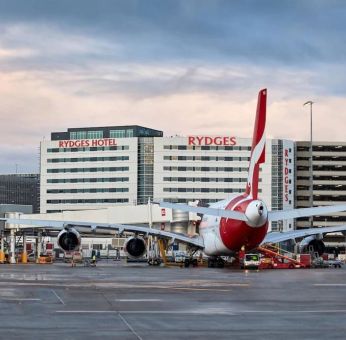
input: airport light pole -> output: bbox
[304,100,314,228]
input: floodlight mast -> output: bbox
[303,100,314,228]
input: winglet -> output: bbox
[245,89,267,199]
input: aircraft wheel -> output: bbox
[208,258,215,268]
[216,258,225,268]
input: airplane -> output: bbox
[2,89,346,266]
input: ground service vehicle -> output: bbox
[242,254,260,269]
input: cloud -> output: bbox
[0,1,346,172]
[1,1,346,66]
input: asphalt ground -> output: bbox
[0,261,345,339]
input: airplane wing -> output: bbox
[0,218,204,249]
[262,225,346,244]
[154,201,247,221]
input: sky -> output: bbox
[1,0,346,173]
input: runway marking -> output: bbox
[238,310,346,314]
[2,298,41,301]
[0,281,247,290]
[170,287,232,292]
[313,284,346,287]
[56,309,346,315]
[56,311,118,313]
[118,309,346,314]
[115,299,162,302]
[52,289,65,305]
[118,313,143,340]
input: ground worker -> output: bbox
[71,252,76,267]
[92,253,96,266]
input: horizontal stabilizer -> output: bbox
[155,201,248,221]
[268,204,346,221]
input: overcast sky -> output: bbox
[1,0,346,173]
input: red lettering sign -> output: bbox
[284,148,290,202]
[58,138,117,148]
[187,136,237,146]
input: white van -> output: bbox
[243,253,260,269]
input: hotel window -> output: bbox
[87,130,103,139]
[70,132,77,139]
[110,130,126,138]
[70,131,87,140]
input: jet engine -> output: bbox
[299,235,325,256]
[57,227,81,251]
[124,236,147,259]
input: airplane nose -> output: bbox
[258,204,264,216]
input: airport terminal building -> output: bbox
[40,125,295,232]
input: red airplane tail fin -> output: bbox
[245,89,267,199]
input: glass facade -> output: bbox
[137,137,154,204]
[87,131,103,139]
[0,174,40,213]
[70,130,103,139]
[109,129,134,138]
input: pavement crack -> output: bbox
[51,289,65,305]
[118,313,143,340]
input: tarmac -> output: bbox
[0,260,346,339]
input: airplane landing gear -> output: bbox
[208,257,225,268]
[148,258,162,266]
[184,257,198,267]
